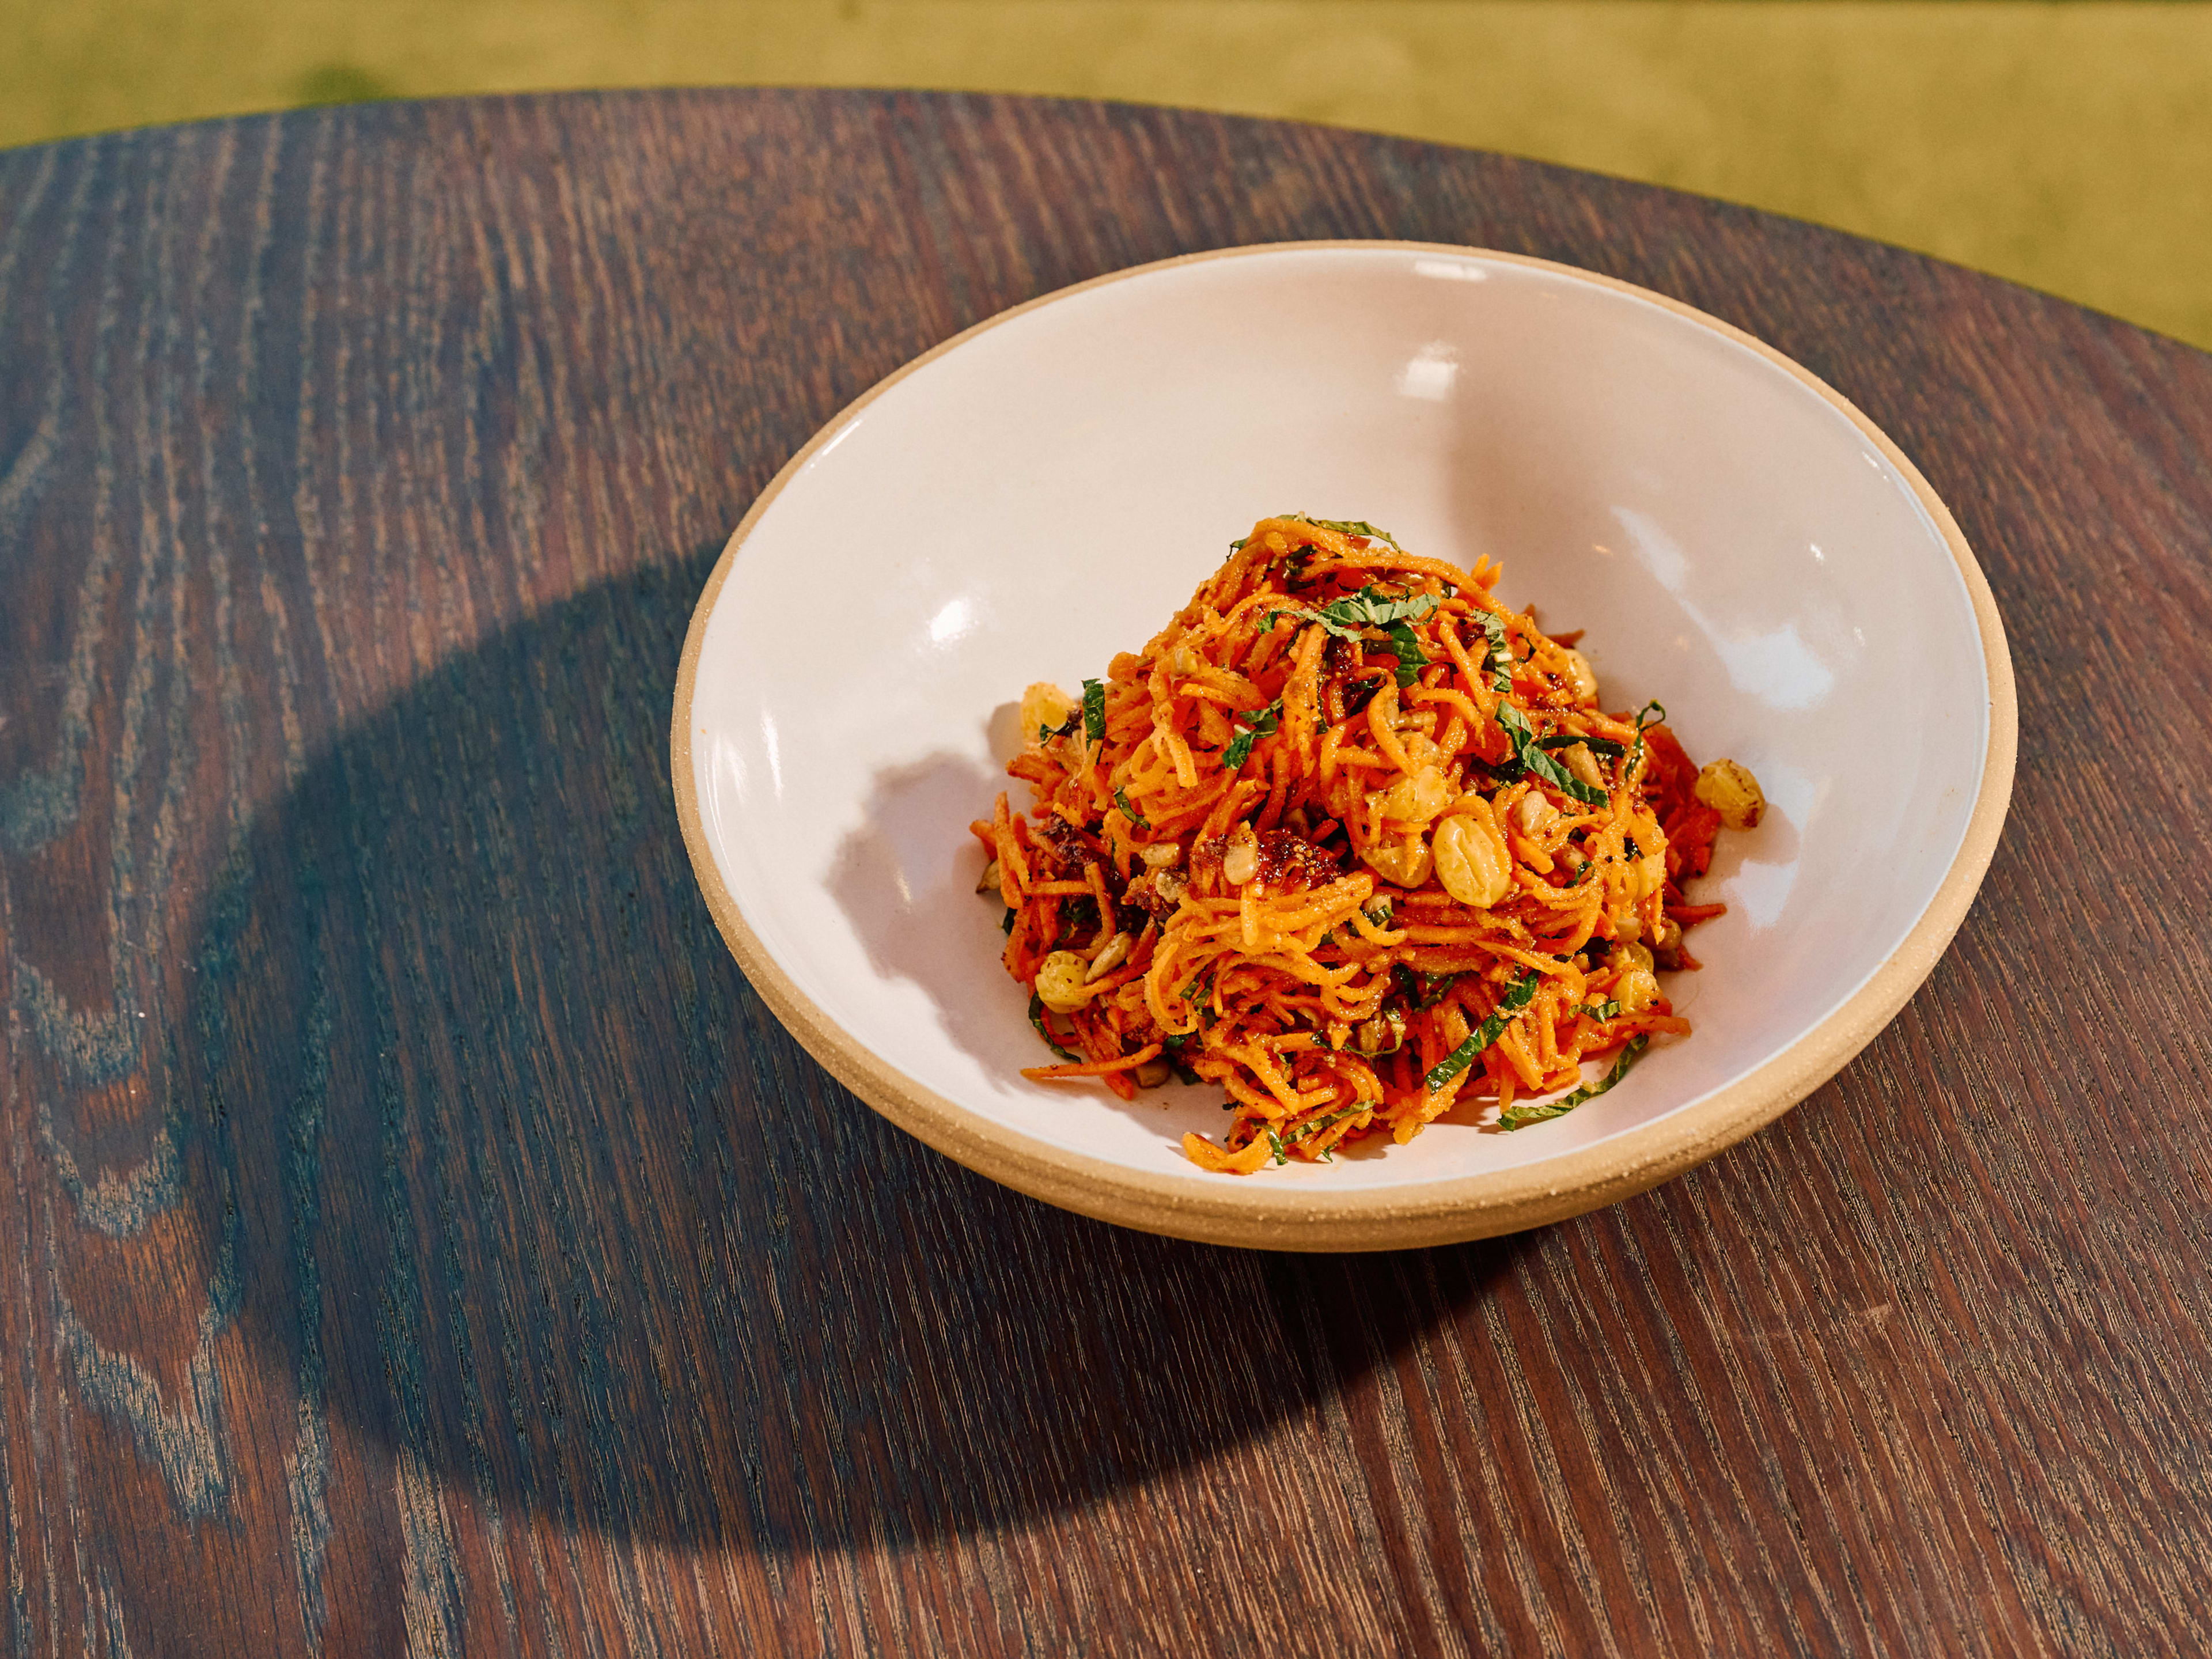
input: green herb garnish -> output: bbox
[1422,971,1541,1092]
[1393,962,1461,1009]
[1000,906,1017,935]
[1082,678,1106,742]
[1624,698,1666,781]
[1497,702,1611,806]
[1471,613,1607,801]
[1221,698,1283,770]
[1384,618,1429,688]
[1114,786,1149,830]
[1316,585,1437,633]
[1536,732,1626,758]
[1414,970,1462,1010]
[1281,1103,1373,1151]
[1581,999,1620,1021]
[1264,584,1439,641]
[1051,899,1100,949]
[1027,993,1083,1063]
[1287,513,1401,548]
[1499,1036,1649,1129]
[1274,1110,1371,1159]
[1474,611,1513,695]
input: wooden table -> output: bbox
[3,89,2209,1658]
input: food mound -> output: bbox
[969,515,1764,1175]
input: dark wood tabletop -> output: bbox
[3,88,2210,1658]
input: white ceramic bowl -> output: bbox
[672,243,2015,1251]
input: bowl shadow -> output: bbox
[177,549,1532,1552]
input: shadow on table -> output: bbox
[180,548,1529,1554]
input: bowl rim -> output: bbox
[669,240,2019,1252]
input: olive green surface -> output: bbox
[4,1,2206,348]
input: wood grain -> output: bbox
[2,89,2210,1657]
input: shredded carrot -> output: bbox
[975,514,1753,1173]
[1022,1042,1164,1081]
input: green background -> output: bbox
[5,1,2207,349]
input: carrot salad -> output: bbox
[969,514,1764,1174]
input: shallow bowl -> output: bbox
[672,242,2015,1251]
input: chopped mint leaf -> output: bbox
[1384,618,1428,687]
[1318,586,1436,631]
[1082,678,1106,742]
[1423,971,1542,1091]
[1265,584,1438,641]
[1391,961,1459,1008]
[1413,969,1461,1010]
[1537,732,1626,757]
[1026,993,1083,1063]
[1282,1102,1373,1146]
[1497,702,1610,806]
[1500,1036,1649,1128]
[1471,615,1605,801]
[1222,698,1283,770]
[1624,699,1667,779]
[1473,611,1513,696]
[1291,514,1402,548]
